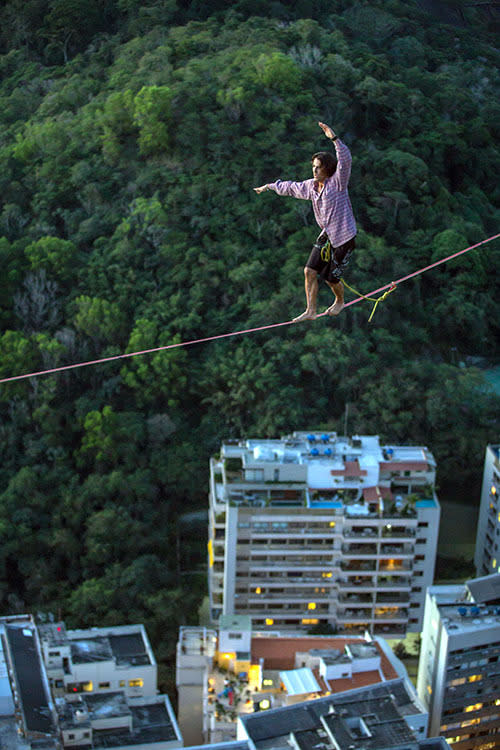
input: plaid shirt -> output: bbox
[267,139,356,247]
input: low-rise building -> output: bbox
[176,617,425,745]
[209,432,440,636]
[38,622,156,699]
[236,680,430,750]
[0,615,182,750]
[417,573,500,749]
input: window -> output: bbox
[49,650,61,656]
[129,679,144,688]
[98,682,110,689]
[66,681,93,693]
[228,632,242,639]
[119,680,126,687]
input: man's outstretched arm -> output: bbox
[253,179,312,199]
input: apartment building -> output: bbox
[176,617,426,745]
[208,432,440,635]
[0,615,182,750]
[474,444,500,577]
[417,573,500,749]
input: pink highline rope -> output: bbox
[1,232,499,384]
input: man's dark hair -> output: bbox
[311,151,337,177]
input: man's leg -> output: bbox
[325,280,344,316]
[293,267,318,322]
[325,238,355,316]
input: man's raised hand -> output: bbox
[253,185,268,194]
[318,121,336,140]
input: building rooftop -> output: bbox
[217,433,437,512]
[239,680,424,750]
[4,623,54,735]
[92,697,180,748]
[60,626,153,668]
[250,636,399,690]
[466,572,500,604]
[432,574,500,636]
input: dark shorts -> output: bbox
[306,231,355,283]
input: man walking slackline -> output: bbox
[254,121,357,322]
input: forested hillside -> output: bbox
[0,0,499,689]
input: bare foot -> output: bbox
[292,310,317,323]
[326,301,344,316]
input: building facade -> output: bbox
[417,574,500,749]
[474,444,500,577]
[209,432,440,635]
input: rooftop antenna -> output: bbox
[344,402,349,438]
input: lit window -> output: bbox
[329,521,336,527]
[322,572,332,578]
[262,679,273,686]
[259,699,271,710]
[493,559,497,568]
[468,674,482,683]
[301,618,319,624]
[265,618,274,626]
[427,685,432,695]
[308,602,317,610]
[461,718,480,727]
[119,680,125,687]
[465,703,483,712]
[98,682,110,689]
[492,486,497,495]
[255,587,261,594]
[129,679,143,688]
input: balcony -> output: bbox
[248,591,331,602]
[338,594,373,604]
[340,561,377,572]
[249,559,334,569]
[338,577,375,588]
[381,526,416,538]
[378,560,412,573]
[374,607,408,620]
[337,609,373,621]
[375,593,410,604]
[341,544,378,555]
[343,527,379,538]
[379,544,413,556]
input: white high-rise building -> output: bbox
[474,444,500,577]
[208,432,440,635]
[417,574,500,749]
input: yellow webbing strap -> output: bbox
[342,279,398,322]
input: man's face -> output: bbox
[312,158,328,183]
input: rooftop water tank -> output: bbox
[311,448,319,456]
